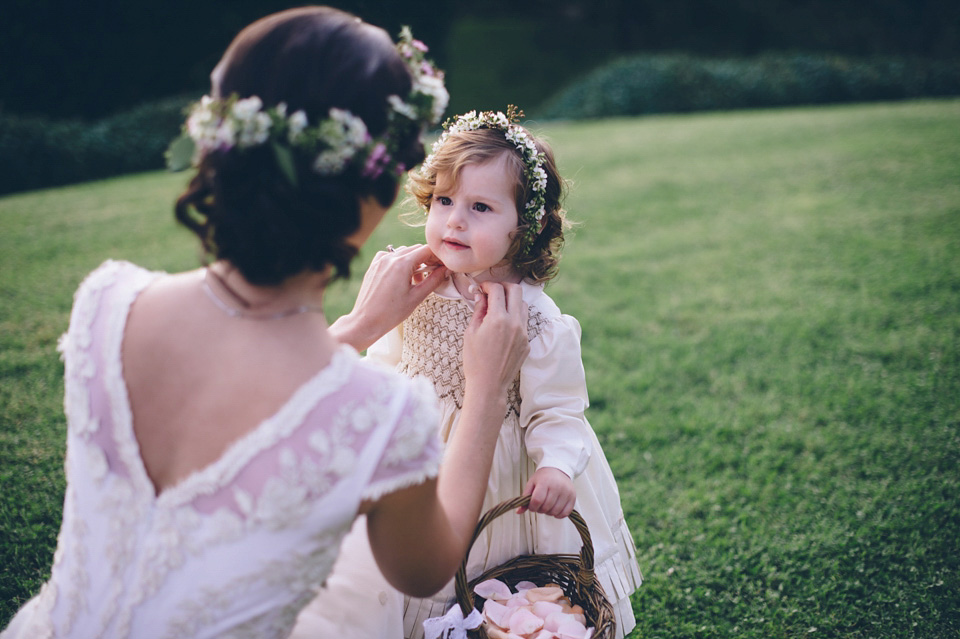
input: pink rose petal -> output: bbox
[525,586,565,603]
[544,611,569,633]
[483,599,513,629]
[505,592,530,608]
[532,600,564,620]
[508,607,545,636]
[557,616,589,639]
[475,578,512,601]
[514,580,538,591]
[485,626,525,639]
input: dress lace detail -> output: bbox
[2,260,444,639]
[398,294,547,424]
[162,526,346,639]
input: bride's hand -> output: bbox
[462,281,529,398]
[331,244,448,351]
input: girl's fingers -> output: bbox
[518,476,535,513]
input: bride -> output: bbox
[2,6,528,638]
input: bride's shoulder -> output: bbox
[352,353,437,405]
[72,259,166,303]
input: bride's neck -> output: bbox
[208,261,330,312]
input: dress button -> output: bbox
[379,591,388,605]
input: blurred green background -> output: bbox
[3,0,958,121]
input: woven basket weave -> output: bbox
[453,495,616,639]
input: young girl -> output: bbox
[293,109,642,639]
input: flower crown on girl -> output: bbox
[166,26,448,185]
[425,105,549,252]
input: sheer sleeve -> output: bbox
[518,314,592,479]
[362,376,442,502]
[365,325,404,368]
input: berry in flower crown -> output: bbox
[425,105,549,252]
[165,26,449,186]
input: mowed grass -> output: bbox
[1,99,958,637]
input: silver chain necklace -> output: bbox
[200,268,324,320]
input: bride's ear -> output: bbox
[347,195,391,249]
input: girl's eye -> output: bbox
[473,202,490,213]
[436,196,452,206]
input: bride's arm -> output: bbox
[363,282,529,597]
[330,244,447,352]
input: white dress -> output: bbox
[292,279,642,639]
[1,260,443,639]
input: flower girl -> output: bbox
[292,109,642,639]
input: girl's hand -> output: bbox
[331,244,448,351]
[519,467,576,519]
[462,281,529,399]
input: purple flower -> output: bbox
[362,143,391,179]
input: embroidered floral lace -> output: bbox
[2,261,442,639]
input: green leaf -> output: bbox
[272,142,298,187]
[165,134,196,172]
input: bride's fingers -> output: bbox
[503,282,524,314]
[478,281,505,313]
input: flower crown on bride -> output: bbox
[166,26,449,185]
[425,105,548,252]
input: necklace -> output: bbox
[201,267,325,320]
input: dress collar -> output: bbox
[433,276,544,308]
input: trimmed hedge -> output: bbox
[538,53,960,120]
[0,95,195,196]
[3,53,959,195]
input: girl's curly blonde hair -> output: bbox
[405,127,569,283]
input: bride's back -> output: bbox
[122,269,336,495]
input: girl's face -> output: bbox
[425,154,520,282]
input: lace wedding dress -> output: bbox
[1,260,442,639]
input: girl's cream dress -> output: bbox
[292,278,642,639]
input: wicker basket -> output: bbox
[453,495,616,639]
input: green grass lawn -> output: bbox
[2,99,958,637]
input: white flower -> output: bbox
[329,108,369,148]
[236,111,271,147]
[186,105,223,152]
[414,74,449,123]
[288,110,308,142]
[532,166,548,191]
[314,149,350,175]
[388,95,418,121]
[232,96,263,120]
[215,121,237,149]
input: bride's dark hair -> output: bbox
[175,6,426,286]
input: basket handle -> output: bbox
[454,494,597,617]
